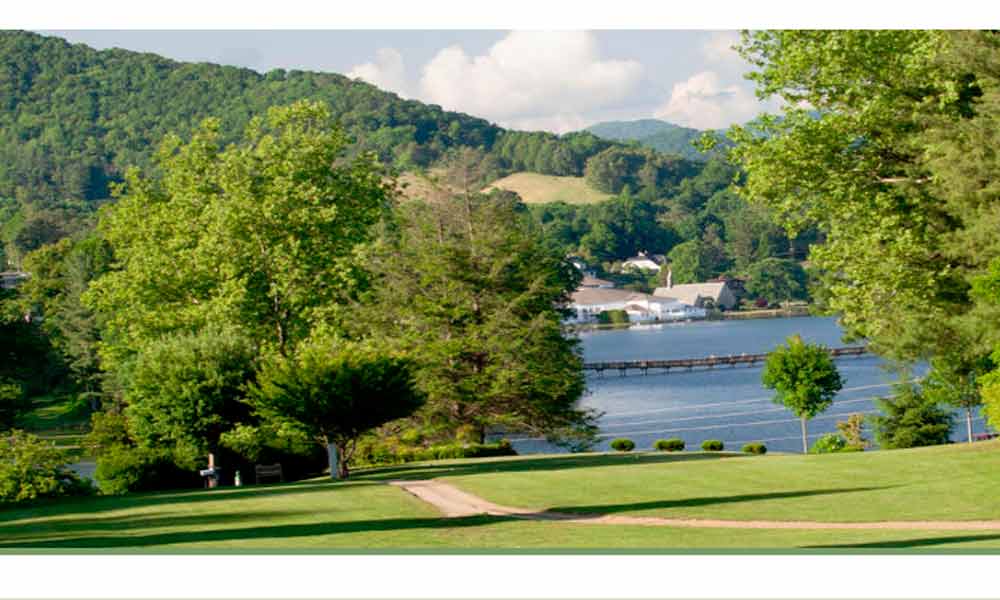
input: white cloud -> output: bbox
[418,31,643,133]
[702,31,744,68]
[347,47,409,97]
[654,70,763,130]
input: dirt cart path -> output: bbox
[390,479,1000,531]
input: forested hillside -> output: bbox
[2,30,702,267]
[585,119,712,160]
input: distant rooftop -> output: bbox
[581,274,614,288]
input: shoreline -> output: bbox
[567,306,814,333]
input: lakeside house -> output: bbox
[653,278,740,310]
[621,251,666,273]
[568,286,706,323]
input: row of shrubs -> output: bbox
[353,439,517,467]
[609,437,767,455]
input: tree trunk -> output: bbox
[966,408,974,444]
[327,443,339,480]
[801,417,808,454]
[336,441,350,479]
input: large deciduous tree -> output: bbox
[85,100,395,372]
[762,335,844,453]
[726,31,1000,368]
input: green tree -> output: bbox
[745,258,808,304]
[871,377,953,449]
[359,191,594,447]
[21,234,112,398]
[762,335,844,453]
[85,100,394,371]
[667,239,713,284]
[250,341,424,479]
[726,31,1000,363]
[122,329,257,469]
[922,354,991,444]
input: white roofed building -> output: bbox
[653,280,739,310]
[621,252,665,273]
[568,287,706,323]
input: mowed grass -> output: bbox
[3,442,999,550]
[484,173,612,205]
[394,441,1000,523]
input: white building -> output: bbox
[568,287,706,323]
[622,252,665,273]
[653,280,739,310]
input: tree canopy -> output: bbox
[358,188,594,447]
[84,100,394,370]
[727,31,1000,365]
[250,341,424,479]
[762,335,844,452]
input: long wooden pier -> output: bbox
[584,346,869,376]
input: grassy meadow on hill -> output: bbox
[4,441,999,550]
[485,173,613,205]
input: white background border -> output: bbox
[2,0,1000,29]
[4,554,1000,599]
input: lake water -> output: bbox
[506,316,989,454]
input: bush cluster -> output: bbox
[654,438,685,452]
[0,430,92,504]
[610,438,636,452]
[701,439,724,451]
[597,309,630,325]
[741,442,767,455]
[354,440,517,467]
[92,445,202,495]
[810,433,863,454]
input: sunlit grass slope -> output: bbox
[3,441,998,550]
[485,173,612,205]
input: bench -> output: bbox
[254,463,284,484]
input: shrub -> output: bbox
[399,428,424,446]
[810,433,849,454]
[741,442,767,455]
[654,438,685,451]
[701,439,724,451]
[351,440,517,467]
[610,438,635,452]
[0,430,91,504]
[597,309,630,325]
[93,445,201,495]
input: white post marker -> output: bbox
[328,443,339,480]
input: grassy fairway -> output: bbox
[379,441,1000,523]
[484,173,612,205]
[2,442,999,550]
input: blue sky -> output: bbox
[42,30,781,133]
